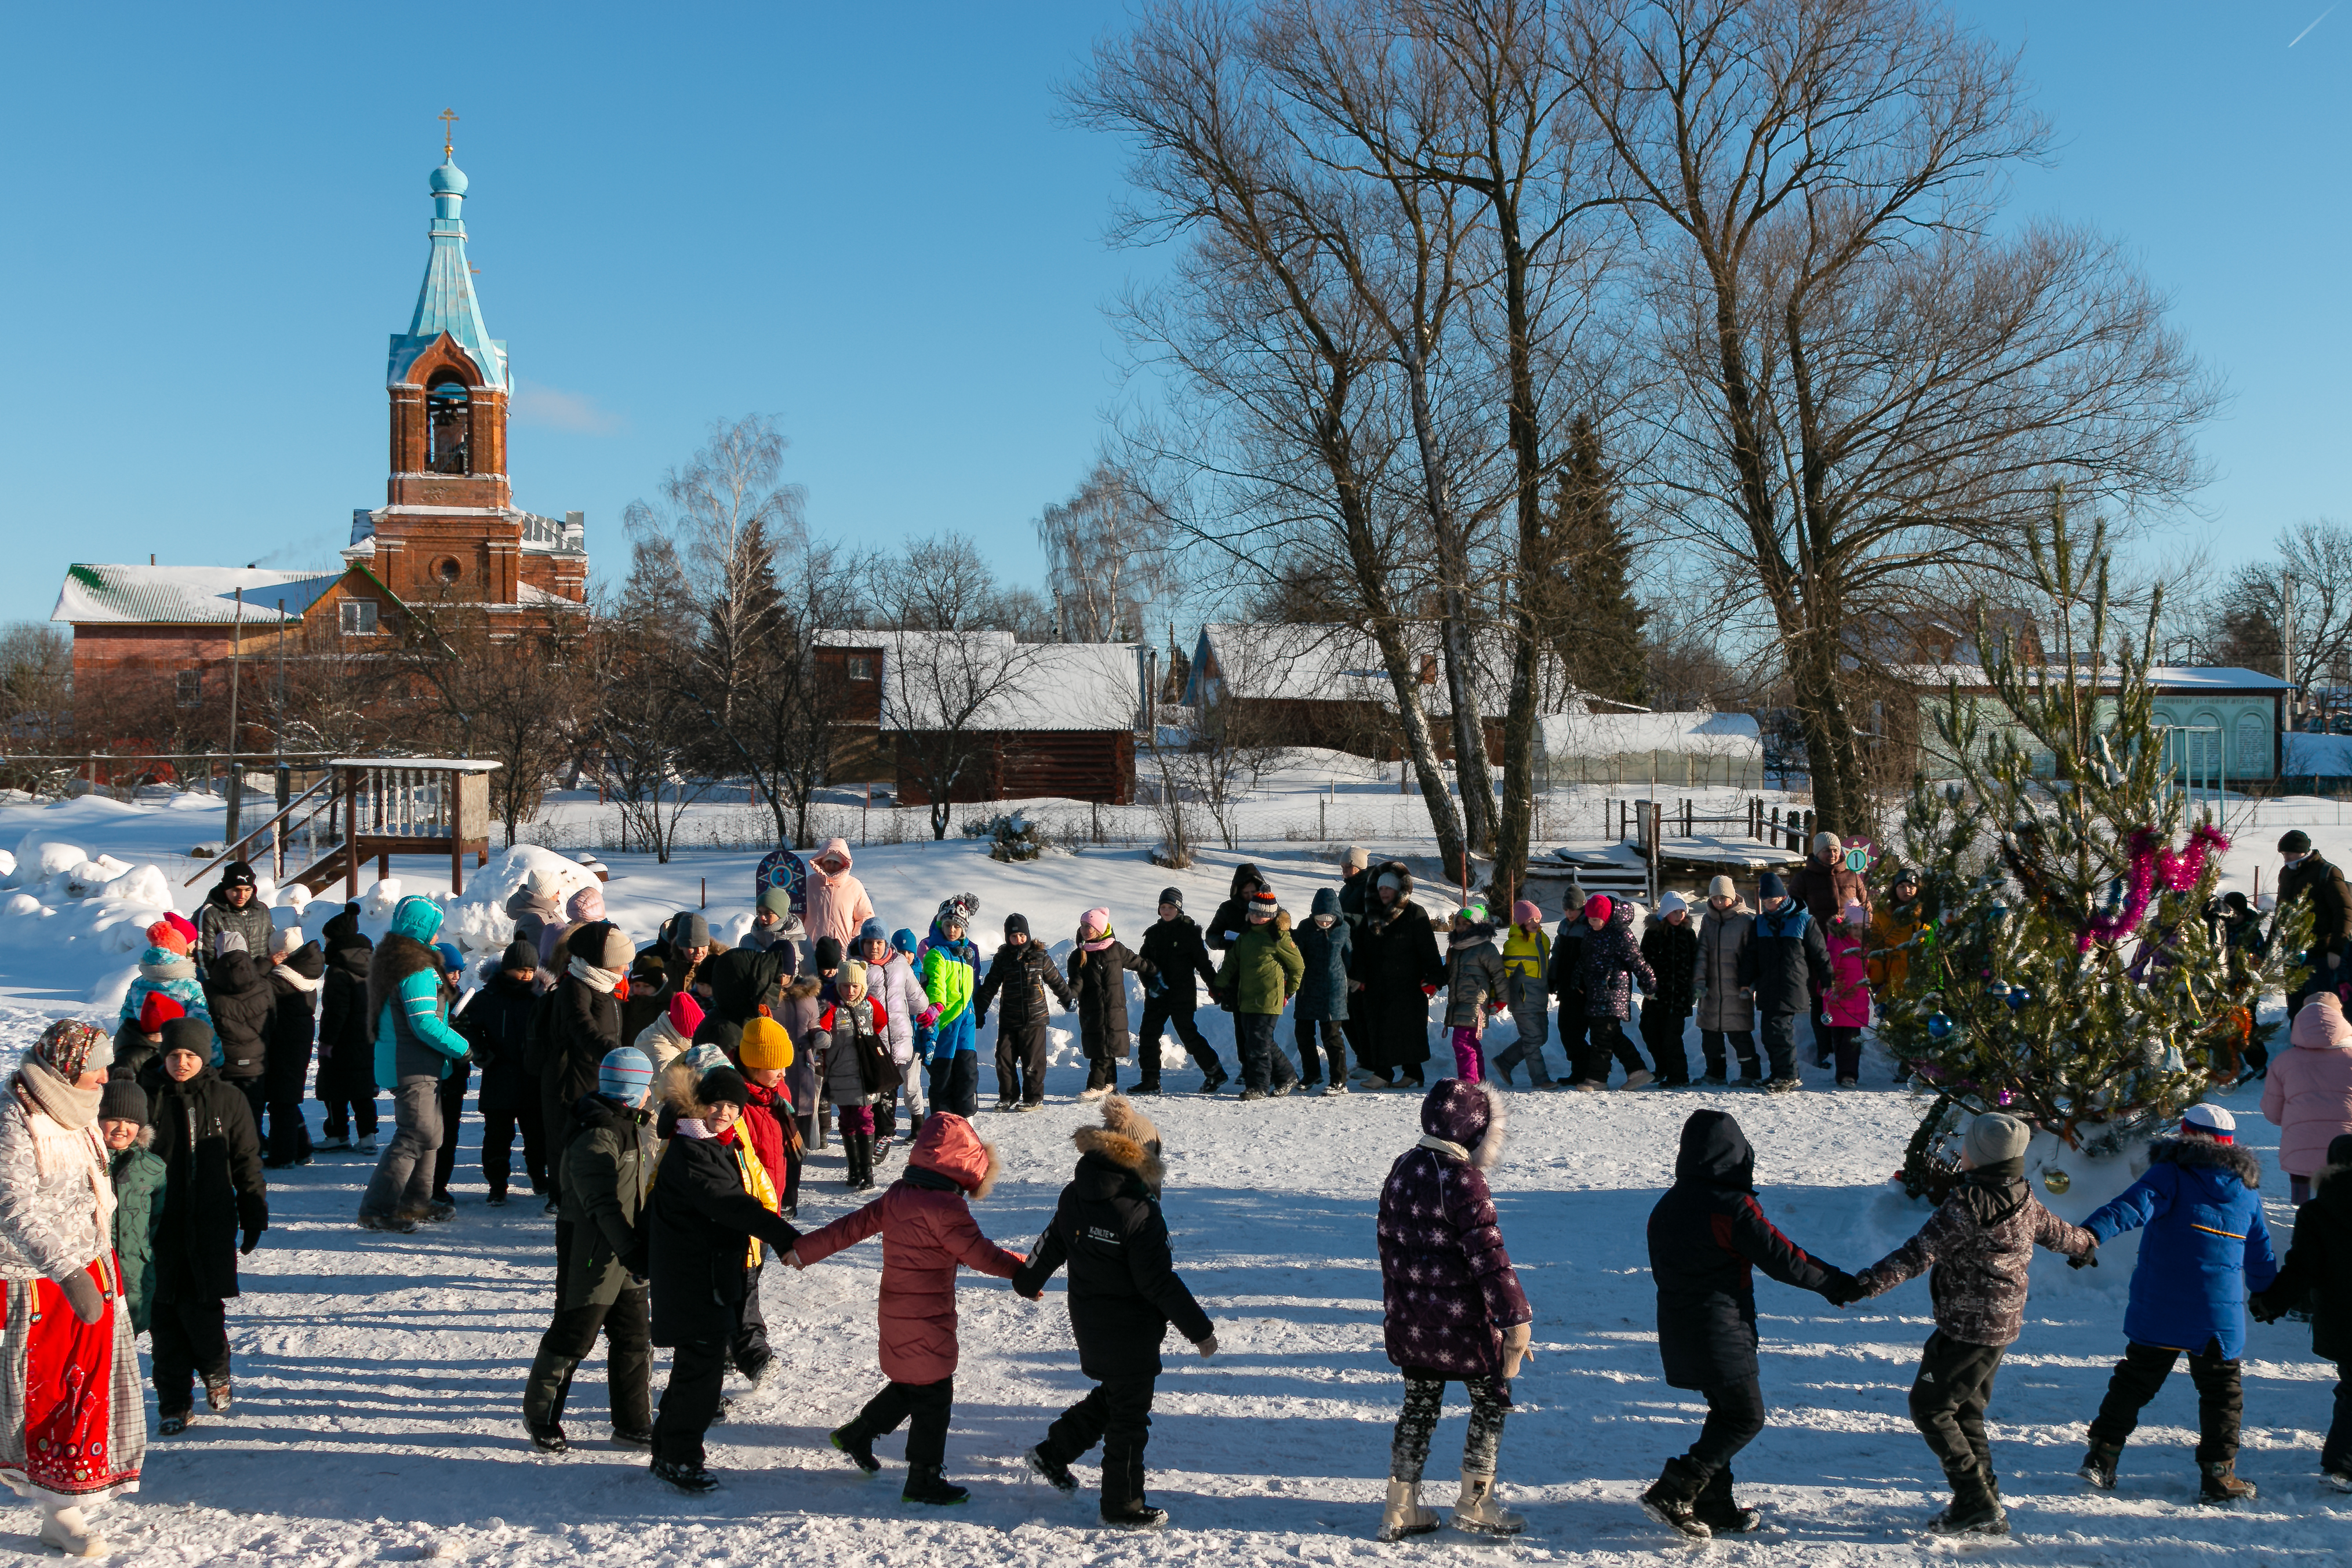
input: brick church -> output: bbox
[52,142,590,728]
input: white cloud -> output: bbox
[512,379,624,435]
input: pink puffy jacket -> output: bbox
[802,838,877,953]
[791,1113,1021,1383]
[2266,994,2352,1177]
[1822,929,1873,1028]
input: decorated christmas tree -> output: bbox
[1875,495,2306,1193]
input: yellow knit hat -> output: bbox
[739,1014,794,1071]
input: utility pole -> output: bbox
[2283,575,2299,730]
[226,587,245,843]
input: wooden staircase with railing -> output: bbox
[186,759,502,899]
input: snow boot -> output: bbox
[901,1464,969,1505]
[1198,1072,1227,1096]
[424,1198,456,1223]
[830,1424,881,1474]
[1622,1069,1655,1089]
[1928,1465,2008,1536]
[357,1133,379,1153]
[612,1424,653,1449]
[158,1410,190,1436]
[1640,1457,1713,1540]
[357,1209,417,1234]
[2078,1441,2121,1490]
[1451,1472,1524,1536]
[1026,1445,1078,1494]
[1693,1469,1761,1535]
[524,1419,569,1454]
[486,1188,509,1207]
[37,1504,106,1558]
[650,1457,719,1494]
[2324,1467,2351,1493]
[2199,1460,2256,1505]
[1763,1076,1802,1094]
[1377,1478,1442,1542]
[1100,1498,1168,1529]
[206,1377,232,1413]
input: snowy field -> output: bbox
[0,792,2343,1564]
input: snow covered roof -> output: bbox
[816,630,1142,732]
[1541,711,1762,759]
[51,564,346,626]
[1899,663,2291,693]
[1190,623,1571,714]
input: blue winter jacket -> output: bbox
[2085,1137,2280,1359]
[373,896,471,1088]
[1294,888,1353,1023]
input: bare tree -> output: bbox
[1037,461,1176,641]
[587,607,708,864]
[2206,521,2352,697]
[0,624,71,747]
[1579,0,2217,832]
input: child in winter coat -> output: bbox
[1571,896,1656,1091]
[524,1046,659,1453]
[457,941,548,1205]
[1493,901,1553,1088]
[1441,904,1509,1085]
[260,928,323,1169]
[359,896,474,1232]
[815,961,893,1192]
[1375,1080,1533,1542]
[99,1079,166,1338]
[2251,1131,2352,1486]
[1637,894,1700,1086]
[2077,1103,2279,1504]
[148,1025,268,1434]
[121,916,211,1038]
[1137,890,1225,1092]
[1640,1110,1849,1540]
[919,896,983,1118]
[856,919,928,1151]
[645,1066,801,1492]
[315,905,377,1151]
[1068,908,1151,1102]
[1839,1112,2096,1538]
[2264,993,2352,1205]
[1737,872,1828,1093]
[114,991,181,1093]
[732,1016,801,1217]
[1215,890,1306,1101]
[975,914,1075,1111]
[1694,879,1758,1083]
[794,1112,1027,1506]
[1545,887,1590,1082]
[1821,903,1874,1087]
[1294,889,1353,1092]
[1016,1096,1217,1527]
[634,990,705,1074]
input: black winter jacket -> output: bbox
[194,882,275,984]
[457,968,542,1116]
[2278,852,2352,958]
[261,943,324,1101]
[646,1131,800,1347]
[1067,939,1149,1053]
[150,1062,267,1303]
[1012,1132,1212,1380]
[2258,1149,2352,1362]
[1641,915,1700,1018]
[315,933,375,1105]
[1138,916,1220,1010]
[1547,917,1589,1001]
[1575,903,1655,1021]
[1739,902,1831,1017]
[975,940,1074,1030]
[1205,863,1268,954]
[205,949,274,1083]
[1647,1110,1840,1388]
[532,972,621,1176]
[1353,865,1444,1071]
[702,943,792,1028]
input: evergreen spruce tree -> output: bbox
[1875,495,2305,1189]
[1547,414,1648,705]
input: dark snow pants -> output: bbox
[1910,1330,2006,1478]
[652,1337,729,1468]
[1236,1013,1282,1094]
[995,1018,1049,1105]
[1039,1376,1157,1504]
[1760,1013,1802,1085]
[1390,1373,1508,1482]
[731,1262,773,1379]
[1682,1376,1766,1482]
[265,1095,312,1166]
[1701,1029,1761,1080]
[481,1100,547,1196]
[1578,1018,1644,1085]
[530,1220,653,1432]
[150,1291,231,1416]
[843,1376,955,1468]
[929,1053,978,1120]
[2089,1338,2244,1465]
[1140,996,1219,1083]
[430,1062,470,1199]
[1296,1016,1346,1085]
[1640,1003,1691,1083]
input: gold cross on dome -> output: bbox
[439,108,459,158]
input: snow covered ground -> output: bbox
[0,792,2343,1564]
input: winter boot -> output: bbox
[1639,1457,1713,1540]
[860,1132,879,1189]
[524,1352,577,1433]
[524,1418,569,1453]
[206,1377,233,1413]
[2078,1440,2121,1490]
[37,1504,106,1558]
[830,1424,881,1474]
[2199,1460,2257,1505]
[1026,1445,1078,1494]
[901,1464,970,1505]
[1378,1478,1442,1542]
[157,1410,190,1436]
[1928,1464,2008,1536]
[357,1209,418,1234]
[1100,1498,1168,1529]
[1693,1468,1761,1534]
[1451,1472,1525,1536]
[650,1457,719,1494]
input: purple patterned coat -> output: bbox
[1377,1080,1532,1378]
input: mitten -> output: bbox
[2068,1245,2099,1270]
[1421,983,1438,998]
[1500,1320,1532,1379]
[916,1004,943,1028]
[239,1227,262,1256]
[1195,1332,1219,1359]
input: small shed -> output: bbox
[1539,711,1764,788]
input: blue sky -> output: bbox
[0,2,2341,627]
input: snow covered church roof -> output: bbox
[52,564,346,625]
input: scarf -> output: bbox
[139,949,197,983]
[272,964,323,993]
[1080,926,1115,954]
[1957,1157,2030,1226]
[568,954,621,995]
[13,1062,114,1235]
[1416,1133,1470,1162]
[17,1058,101,1132]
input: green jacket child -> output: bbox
[100,1078,168,1335]
[1216,906,1306,1016]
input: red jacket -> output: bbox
[737,1079,791,1195]
[792,1113,1021,1383]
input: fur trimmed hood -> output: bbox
[1072,1094,1166,1192]
[2149,1135,2262,1190]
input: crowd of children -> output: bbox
[31,829,2350,1545]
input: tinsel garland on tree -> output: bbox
[1874,497,2306,1192]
